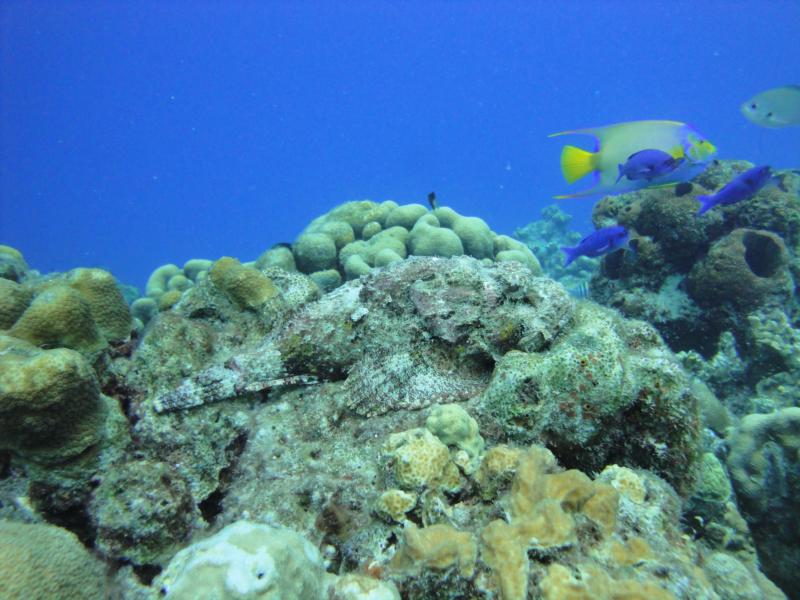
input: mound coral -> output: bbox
[209,256,279,310]
[0,521,107,600]
[0,335,108,464]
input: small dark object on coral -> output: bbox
[674,182,694,196]
[427,191,438,209]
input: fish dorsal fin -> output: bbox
[560,145,598,184]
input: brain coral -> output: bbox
[0,521,107,600]
[209,256,279,310]
[0,335,108,464]
[3,266,132,358]
[8,285,108,358]
[0,244,29,281]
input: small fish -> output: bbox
[741,86,800,128]
[550,120,717,199]
[616,148,685,183]
[695,165,783,215]
[568,281,590,299]
[427,192,438,209]
[674,182,694,197]
[562,225,629,266]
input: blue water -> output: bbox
[1,1,798,288]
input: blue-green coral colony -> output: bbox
[1,171,799,599]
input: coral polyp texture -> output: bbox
[137,200,543,327]
[2,169,799,599]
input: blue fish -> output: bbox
[562,225,629,266]
[696,165,782,215]
[616,149,684,183]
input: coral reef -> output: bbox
[514,204,599,291]
[0,250,132,360]
[726,408,800,595]
[0,244,29,281]
[3,177,798,600]
[0,520,107,600]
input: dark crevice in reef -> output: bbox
[197,431,248,525]
[132,563,162,587]
[29,480,97,548]
[0,451,11,479]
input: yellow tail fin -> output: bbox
[560,145,598,184]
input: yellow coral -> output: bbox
[389,523,476,577]
[599,465,647,504]
[9,285,106,357]
[609,537,653,567]
[209,256,278,310]
[481,520,529,600]
[540,563,674,600]
[479,446,626,600]
[158,289,183,311]
[375,489,417,522]
[582,483,619,535]
[383,428,450,490]
[475,445,522,499]
[66,268,132,341]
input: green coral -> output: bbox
[209,256,279,310]
[65,268,132,341]
[146,263,183,297]
[425,403,485,474]
[694,452,732,502]
[309,268,342,292]
[386,203,429,229]
[0,244,29,281]
[451,215,494,259]
[0,521,107,600]
[408,219,464,257]
[0,335,108,463]
[9,285,107,357]
[0,277,32,328]
[293,232,338,273]
[257,245,296,271]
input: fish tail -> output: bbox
[695,195,714,215]
[561,246,578,266]
[615,164,624,184]
[560,145,598,184]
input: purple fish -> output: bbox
[696,165,781,215]
[616,149,684,184]
[562,225,629,266]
